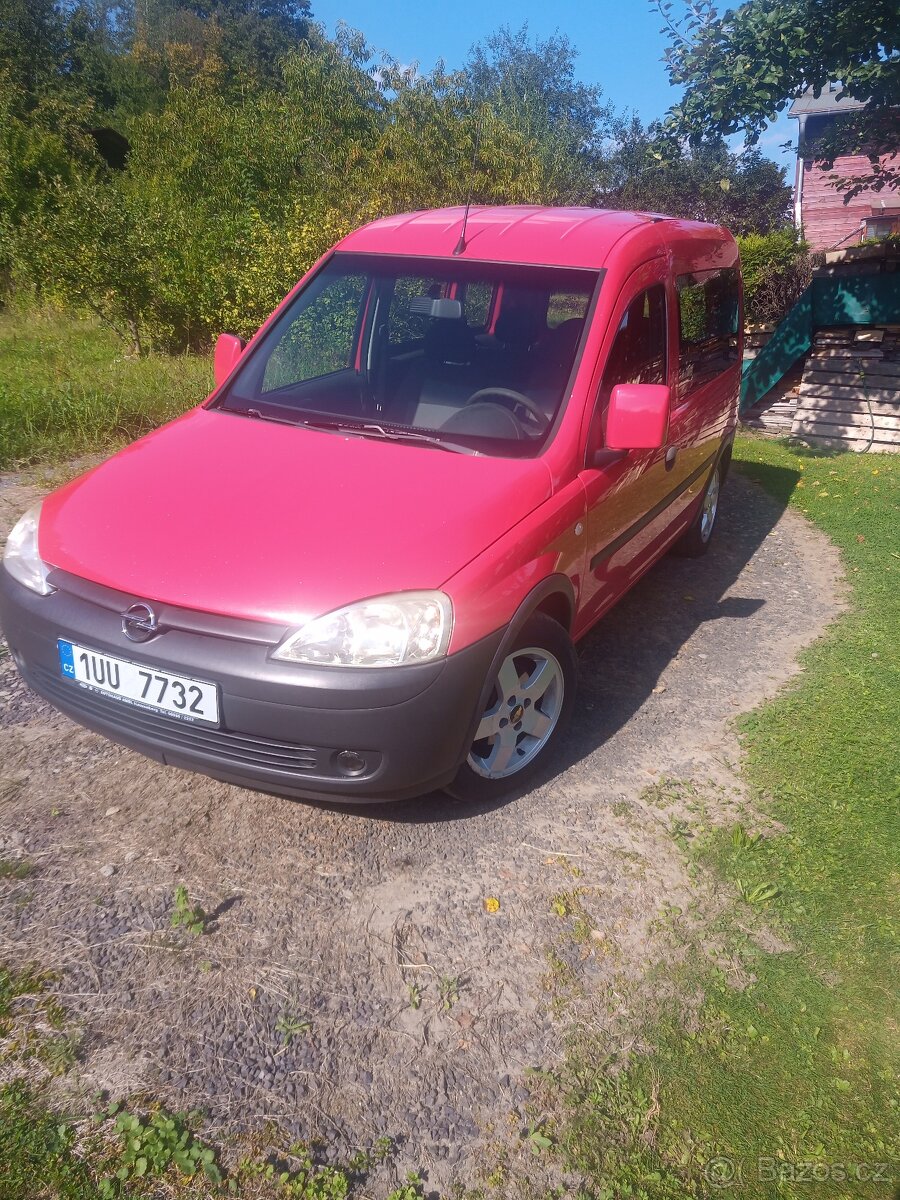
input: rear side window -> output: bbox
[548,290,591,329]
[262,273,366,392]
[676,267,740,396]
[463,281,493,328]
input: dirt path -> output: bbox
[0,464,843,1192]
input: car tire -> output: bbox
[445,613,577,803]
[672,456,723,559]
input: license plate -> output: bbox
[57,639,219,725]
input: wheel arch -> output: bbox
[451,574,577,773]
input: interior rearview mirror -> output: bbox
[605,383,670,451]
[214,333,246,388]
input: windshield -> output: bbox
[216,253,599,456]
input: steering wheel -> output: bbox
[465,388,549,434]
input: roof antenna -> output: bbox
[453,113,483,256]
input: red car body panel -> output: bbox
[38,408,553,627]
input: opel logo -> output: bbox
[122,602,159,643]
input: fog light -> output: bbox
[335,750,367,777]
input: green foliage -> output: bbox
[655,0,900,195]
[5,20,613,351]
[736,226,817,324]
[0,1081,96,1200]
[96,1101,221,1192]
[600,119,792,234]
[438,975,461,1010]
[0,857,33,880]
[275,1013,311,1045]
[170,885,206,936]
[0,309,209,470]
[385,1174,426,1200]
[464,24,615,186]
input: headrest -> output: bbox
[424,319,476,366]
[494,304,541,350]
[538,317,585,364]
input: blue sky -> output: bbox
[312,0,797,173]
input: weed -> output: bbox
[0,1080,95,1199]
[525,1121,554,1154]
[96,1101,221,1193]
[231,1139,372,1198]
[170,885,206,936]
[407,981,422,1010]
[275,1013,310,1045]
[729,824,762,854]
[0,966,52,1025]
[0,858,33,880]
[387,1171,426,1199]
[438,975,460,1010]
[736,880,781,905]
[38,1031,81,1075]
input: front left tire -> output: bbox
[445,613,577,803]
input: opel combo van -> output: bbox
[0,207,741,803]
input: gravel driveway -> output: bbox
[0,461,843,1192]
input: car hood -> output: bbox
[39,408,553,625]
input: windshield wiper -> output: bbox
[352,423,478,455]
[225,409,477,454]
[225,406,298,427]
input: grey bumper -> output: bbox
[0,567,503,802]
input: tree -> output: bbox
[0,0,67,100]
[132,0,313,89]
[461,24,616,200]
[598,118,793,233]
[654,0,900,195]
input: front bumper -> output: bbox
[0,567,502,802]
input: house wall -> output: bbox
[798,151,899,251]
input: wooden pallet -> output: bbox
[790,327,900,453]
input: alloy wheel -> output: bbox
[467,646,565,780]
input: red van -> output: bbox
[1,207,741,803]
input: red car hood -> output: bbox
[39,408,552,625]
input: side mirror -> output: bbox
[605,383,670,451]
[214,333,246,388]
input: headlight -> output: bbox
[2,502,56,596]
[272,591,452,667]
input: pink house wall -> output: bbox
[798,152,900,251]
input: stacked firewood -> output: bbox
[790,326,900,452]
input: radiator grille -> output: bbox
[34,666,325,775]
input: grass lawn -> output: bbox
[557,437,899,1198]
[0,310,210,471]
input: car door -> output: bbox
[576,259,694,635]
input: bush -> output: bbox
[737,227,819,326]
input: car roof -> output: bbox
[336,206,731,271]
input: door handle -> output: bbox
[665,446,678,470]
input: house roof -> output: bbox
[789,85,869,117]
